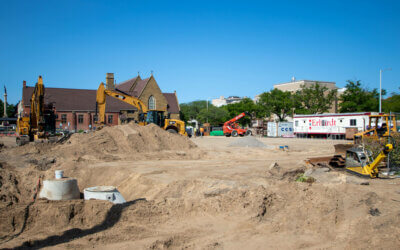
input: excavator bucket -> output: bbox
[333,144,354,156]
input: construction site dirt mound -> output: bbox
[1,123,198,165]
[60,123,197,159]
[1,136,400,249]
[228,136,273,148]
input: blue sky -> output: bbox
[1,0,399,105]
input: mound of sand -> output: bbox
[2,123,197,164]
[228,136,271,148]
[61,123,196,157]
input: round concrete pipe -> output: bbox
[39,178,80,201]
[83,186,126,204]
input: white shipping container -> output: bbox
[293,112,381,138]
[267,122,277,137]
[278,122,294,137]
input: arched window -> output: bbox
[148,95,156,110]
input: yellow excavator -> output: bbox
[96,82,187,135]
[16,76,57,146]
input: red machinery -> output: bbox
[223,112,252,137]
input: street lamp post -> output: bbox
[206,98,209,123]
[379,68,391,113]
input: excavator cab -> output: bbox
[145,110,165,128]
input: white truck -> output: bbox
[293,112,382,139]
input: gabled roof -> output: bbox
[115,76,139,96]
[22,86,137,112]
[115,77,150,98]
[133,78,150,97]
[163,93,180,114]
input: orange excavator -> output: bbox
[223,112,252,137]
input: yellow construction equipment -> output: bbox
[16,76,57,146]
[343,143,393,178]
[309,139,395,178]
[96,82,187,135]
[354,114,398,143]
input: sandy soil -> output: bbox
[1,129,400,249]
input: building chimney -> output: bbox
[23,80,26,88]
[106,73,115,90]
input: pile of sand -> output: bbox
[2,123,198,163]
[228,136,271,148]
[59,123,197,158]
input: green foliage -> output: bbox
[296,83,337,114]
[363,134,400,169]
[180,100,208,122]
[223,98,266,126]
[258,89,296,121]
[339,80,383,112]
[383,93,400,113]
[197,104,228,125]
[0,100,17,117]
[295,173,315,183]
[180,100,229,126]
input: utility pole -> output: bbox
[379,69,382,113]
[3,86,7,118]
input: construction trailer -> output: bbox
[293,112,384,139]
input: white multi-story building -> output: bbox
[211,96,246,107]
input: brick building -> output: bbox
[20,73,181,132]
[115,73,181,120]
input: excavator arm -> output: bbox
[96,82,148,125]
[16,76,47,145]
[30,76,45,133]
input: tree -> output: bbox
[0,100,17,117]
[296,83,337,114]
[180,100,208,122]
[179,100,229,126]
[197,104,228,125]
[257,89,297,121]
[339,80,384,113]
[222,98,265,126]
[383,92,400,113]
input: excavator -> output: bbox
[16,76,56,146]
[223,112,252,137]
[96,82,187,135]
[328,141,395,178]
[354,114,398,144]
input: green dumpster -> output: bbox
[210,130,224,136]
